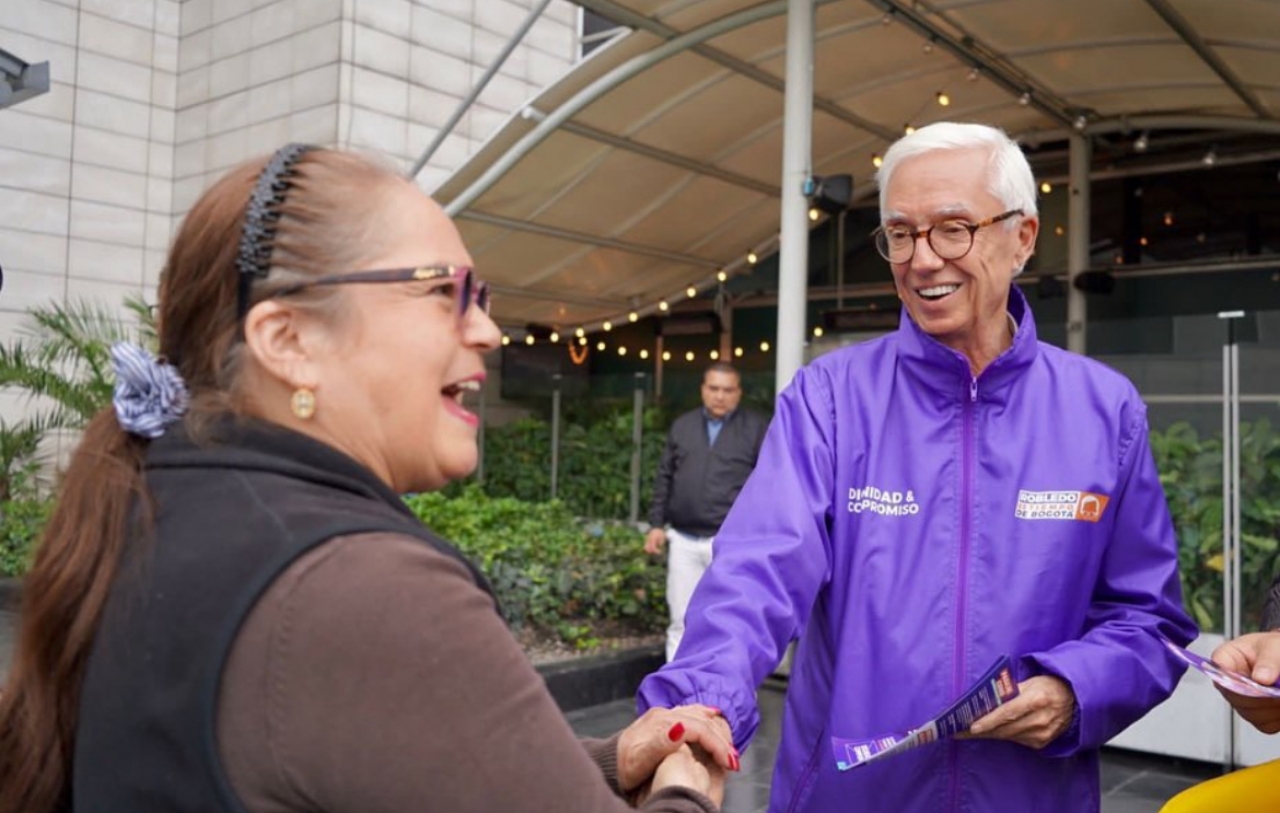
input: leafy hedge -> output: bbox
[475,407,670,520]
[1152,419,1280,633]
[405,486,666,648]
[0,499,52,578]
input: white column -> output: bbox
[774,0,814,393]
[1067,134,1091,355]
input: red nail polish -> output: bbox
[730,753,741,771]
[667,722,685,742]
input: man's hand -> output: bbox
[644,528,667,555]
[1212,632,1280,734]
[966,675,1076,750]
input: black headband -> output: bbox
[236,143,316,318]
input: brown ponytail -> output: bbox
[0,147,404,813]
[0,411,146,813]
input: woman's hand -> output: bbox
[650,744,725,806]
[616,705,738,798]
[1212,632,1280,734]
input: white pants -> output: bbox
[664,527,715,662]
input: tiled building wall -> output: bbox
[1,0,581,431]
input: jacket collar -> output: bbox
[895,284,1040,400]
[147,416,420,523]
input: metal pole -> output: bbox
[655,335,665,398]
[836,208,846,309]
[1220,309,1243,771]
[774,0,814,393]
[408,0,553,179]
[629,372,645,524]
[1067,133,1091,355]
[550,374,562,500]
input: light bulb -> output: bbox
[658,300,669,312]
[808,208,820,221]
[525,335,534,345]
[639,349,649,360]
[760,341,770,352]
[578,336,587,345]
[602,320,612,331]
[1018,91,1031,106]
[872,154,883,168]
[1039,182,1051,194]
[501,335,510,345]
[549,331,560,343]
[717,270,727,282]
[662,351,671,361]
[904,124,915,135]
[936,91,950,107]
[813,326,824,338]
[575,327,585,338]
[710,350,719,360]
[596,341,606,351]
[628,311,638,322]
[685,351,695,362]
[686,286,697,298]
[747,251,758,265]
[734,347,743,358]
[618,346,627,356]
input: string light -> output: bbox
[808,208,820,221]
[760,341,770,352]
[596,341,606,351]
[1140,236,1149,247]
[747,251,758,265]
[872,154,883,168]
[1134,131,1149,152]
[710,350,719,360]
[639,349,649,360]
[628,311,638,322]
[717,270,727,282]
[602,320,612,331]
[658,300,669,312]
[813,326,824,338]
[549,331,560,343]
[936,91,950,107]
[904,124,915,135]
[734,347,743,358]
[618,346,627,356]
[686,286,697,298]
[525,335,535,345]
[575,327,585,338]
[1073,115,1088,131]
[662,351,671,361]
[1054,225,1065,236]
[1163,211,1174,226]
[501,335,511,345]
[1018,91,1031,106]
[1202,147,1217,167]
[685,351,695,362]
[1039,182,1051,194]
[578,336,587,345]
[967,67,980,82]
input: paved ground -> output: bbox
[0,612,1216,811]
[565,682,1217,813]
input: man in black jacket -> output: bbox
[645,363,767,661]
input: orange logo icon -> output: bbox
[1074,492,1109,522]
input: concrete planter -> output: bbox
[536,645,663,713]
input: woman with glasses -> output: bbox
[639,122,1196,813]
[0,146,732,813]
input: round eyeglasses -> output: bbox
[873,209,1023,264]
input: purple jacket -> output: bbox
[638,288,1197,813]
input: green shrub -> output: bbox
[1152,419,1280,633]
[0,499,53,578]
[477,406,669,520]
[405,485,667,648]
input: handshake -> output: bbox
[613,704,740,806]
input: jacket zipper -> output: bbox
[949,375,978,813]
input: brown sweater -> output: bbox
[216,532,716,813]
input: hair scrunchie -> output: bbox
[110,342,189,439]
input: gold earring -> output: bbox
[291,387,316,420]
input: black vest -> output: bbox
[73,418,492,812]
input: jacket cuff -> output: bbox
[582,734,624,796]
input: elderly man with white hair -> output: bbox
[638,121,1197,813]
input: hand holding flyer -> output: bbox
[831,656,1019,771]
[1160,636,1280,698]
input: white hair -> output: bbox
[875,122,1038,223]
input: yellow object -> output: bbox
[1159,759,1280,812]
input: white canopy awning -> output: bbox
[433,0,1280,331]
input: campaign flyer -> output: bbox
[832,656,1019,771]
[1160,636,1280,699]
